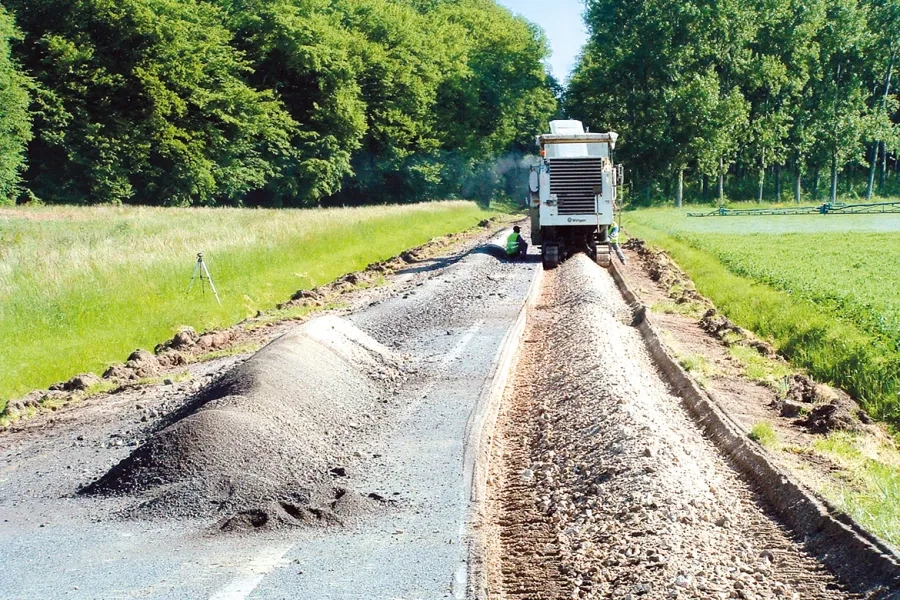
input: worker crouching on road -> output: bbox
[506,226,528,259]
[609,221,626,265]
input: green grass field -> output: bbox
[0,201,496,408]
[623,207,900,421]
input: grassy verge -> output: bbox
[0,201,500,409]
[810,432,900,547]
[624,219,900,422]
[624,206,900,547]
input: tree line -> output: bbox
[0,0,557,207]
[567,0,900,206]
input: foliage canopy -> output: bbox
[1,0,557,206]
[0,4,31,204]
[568,0,900,205]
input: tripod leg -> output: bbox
[187,260,201,293]
[201,260,222,306]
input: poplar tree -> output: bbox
[0,4,31,203]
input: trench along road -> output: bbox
[0,229,879,599]
[483,255,864,600]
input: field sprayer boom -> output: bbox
[688,201,900,217]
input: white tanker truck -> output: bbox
[528,120,622,269]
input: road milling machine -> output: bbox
[528,120,622,269]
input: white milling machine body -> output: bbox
[528,120,622,269]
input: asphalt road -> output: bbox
[0,230,539,600]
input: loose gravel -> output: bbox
[489,255,860,599]
[82,316,404,527]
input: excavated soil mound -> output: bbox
[82,316,402,527]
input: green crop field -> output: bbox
[0,201,496,409]
[624,207,900,421]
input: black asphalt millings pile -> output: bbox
[81,316,403,527]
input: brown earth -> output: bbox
[620,238,867,443]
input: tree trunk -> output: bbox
[869,47,896,200]
[675,168,684,208]
[794,162,802,203]
[775,164,781,201]
[830,152,838,204]
[879,141,887,192]
[702,175,709,199]
[757,167,765,203]
[867,142,878,201]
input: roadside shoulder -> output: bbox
[612,239,900,593]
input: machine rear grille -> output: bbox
[549,158,603,215]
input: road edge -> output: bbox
[608,261,900,597]
[462,257,544,600]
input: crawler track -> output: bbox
[487,255,863,599]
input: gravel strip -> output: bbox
[490,255,860,599]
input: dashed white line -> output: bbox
[208,544,294,600]
[406,320,484,415]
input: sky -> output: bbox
[497,0,589,82]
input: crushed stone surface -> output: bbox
[489,254,860,599]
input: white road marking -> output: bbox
[406,320,484,415]
[208,544,294,600]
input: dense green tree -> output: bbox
[0,4,31,204]
[865,0,900,199]
[7,0,297,206]
[215,0,367,206]
[331,0,465,204]
[1,0,556,206]
[568,0,900,205]
[804,0,873,203]
[335,0,557,204]
[569,0,754,206]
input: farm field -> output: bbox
[0,201,496,408]
[624,207,900,421]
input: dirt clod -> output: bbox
[126,350,160,377]
[700,309,743,338]
[795,402,856,434]
[748,339,776,357]
[59,373,101,392]
[779,400,804,418]
[787,374,819,404]
[163,327,199,351]
[197,331,232,350]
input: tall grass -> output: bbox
[0,202,495,407]
[813,432,900,547]
[625,210,900,422]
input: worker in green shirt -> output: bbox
[608,221,626,265]
[506,226,528,259]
